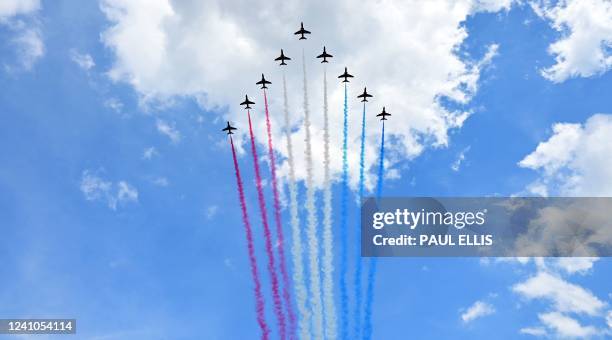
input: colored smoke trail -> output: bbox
[321,66,338,340]
[230,136,270,340]
[248,111,287,340]
[363,121,385,340]
[282,71,311,340]
[302,49,324,340]
[353,102,367,339]
[375,122,385,200]
[339,82,349,340]
[263,89,296,339]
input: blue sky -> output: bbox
[1,1,612,339]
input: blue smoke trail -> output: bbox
[339,82,349,340]
[376,122,385,200]
[363,121,385,340]
[353,102,366,339]
[321,66,338,340]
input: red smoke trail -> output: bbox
[230,136,270,340]
[263,89,296,339]
[248,110,287,340]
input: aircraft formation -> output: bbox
[222,21,390,136]
[223,21,390,340]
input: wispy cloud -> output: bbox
[451,146,470,172]
[80,170,138,210]
[151,176,169,187]
[513,271,605,316]
[104,97,124,113]
[0,0,40,18]
[519,327,547,337]
[497,258,609,337]
[69,49,95,70]
[80,170,112,201]
[117,181,138,203]
[539,312,599,338]
[156,119,180,143]
[223,258,234,270]
[1,0,44,72]
[461,300,495,323]
[206,205,218,220]
[12,25,43,70]
[554,257,599,275]
[142,147,157,160]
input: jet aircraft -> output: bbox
[240,95,255,109]
[357,87,373,102]
[275,49,291,65]
[338,67,354,83]
[377,107,391,121]
[256,74,271,89]
[294,22,311,40]
[316,46,333,63]
[222,121,237,135]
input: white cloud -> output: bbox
[156,119,180,143]
[0,0,43,71]
[80,170,112,201]
[519,326,547,336]
[70,49,95,70]
[12,25,43,70]
[519,114,612,196]
[105,97,124,113]
[117,181,138,202]
[554,257,599,275]
[478,43,500,68]
[539,312,599,338]
[142,146,158,160]
[461,300,495,323]
[80,170,138,210]
[501,259,609,336]
[99,0,508,190]
[206,205,219,220]
[473,0,514,12]
[451,146,470,171]
[0,0,39,18]
[523,181,549,197]
[151,176,169,187]
[533,0,612,82]
[607,310,612,329]
[494,256,532,265]
[513,271,605,316]
[519,123,582,176]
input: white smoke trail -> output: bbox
[302,49,324,340]
[321,66,337,340]
[282,70,311,340]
